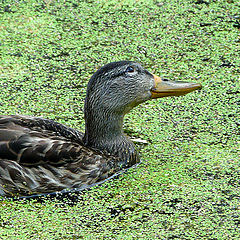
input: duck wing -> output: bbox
[0,115,122,197]
[0,115,85,166]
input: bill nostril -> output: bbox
[162,78,169,82]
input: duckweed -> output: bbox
[0,0,239,239]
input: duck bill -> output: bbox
[151,74,202,99]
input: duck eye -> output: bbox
[125,66,135,73]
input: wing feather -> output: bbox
[0,115,122,196]
[0,115,85,166]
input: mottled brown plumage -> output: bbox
[0,61,202,197]
[0,115,121,196]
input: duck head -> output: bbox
[83,61,202,166]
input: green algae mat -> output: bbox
[0,0,239,239]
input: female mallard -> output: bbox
[0,61,201,197]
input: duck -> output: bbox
[0,61,202,197]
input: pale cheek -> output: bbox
[135,91,152,103]
[149,78,155,89]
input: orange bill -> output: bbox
[151,74,202,99]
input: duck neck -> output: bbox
[83,109,138,167]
